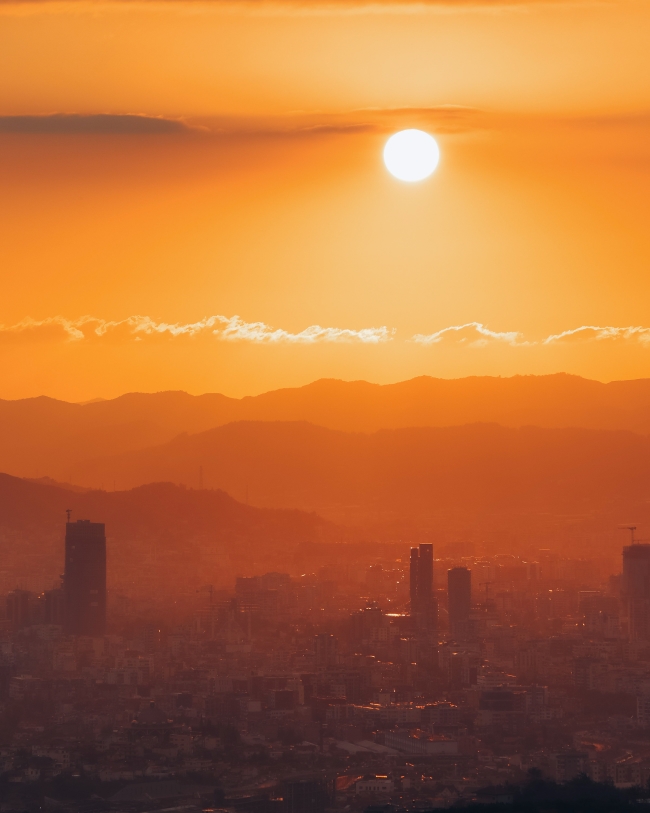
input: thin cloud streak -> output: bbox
[543,326,650,345]
[0,107,485,138]
[0,315,394,345]
[412,322,525,347]
[0,114,198,135]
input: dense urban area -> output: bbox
[2,517,650,813]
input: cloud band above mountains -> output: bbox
[0,315,394,345]
[412,322,525,347]
[2,316,650,348]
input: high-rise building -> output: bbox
[410,547,419,611]
[622,544,650,641]
[314,633,338,669]
[448,567,472,637]
[6,589,33,630]
[419,544,434,606]
[64,519,106,637]
[410,543,437,634]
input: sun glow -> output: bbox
[383,129,440,182]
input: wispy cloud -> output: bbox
[4,317,650,349]
[194,106,486,136]
[543,326,650,345]
[0,107,485,138]
[0,315,393,345]
[412,322,525,347]
[0,114,197,135]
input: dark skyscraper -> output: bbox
[64,520,107,637]
[622,544,650,641]
[419,543,433,606]
[410,547,420,611]
[410,543,437,634]
[448,567,471,637]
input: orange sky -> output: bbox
[1,0,650,401]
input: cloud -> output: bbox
[0,107,486,139]
[543,326,650,345]
[412,322,525,347]
[5,318,650,350]
[0,315,394,345]
[0,114,197,135]
[194,105,487,136]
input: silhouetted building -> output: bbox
[410,543,437,634]
[419,543,434,606]
[43,587,64,625]
[410,547,419,610]
[448,567,472,637]
[623,544,650,641]
[314,633,338,669]
[282,775,333,813]
[6,589,33,630]
[64,519,106,637]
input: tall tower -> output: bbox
[64,519,106,637]
[418,544,434,607]
[448,567,471,637]
[410,543,437,635]
[410,547,420,612]
[622,544,650,641]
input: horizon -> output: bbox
[5,369,650,405]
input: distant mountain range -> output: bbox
[0,473,333,598]
[3,374,650,484]
[70,420,650,555]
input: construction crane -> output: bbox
[619,525,637,545]
[618,526,650,545]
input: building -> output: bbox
[355,776,394,794]
[314,633,338,669]
[6,589,33,629]
[410,543,437,633]
[448,567,471,637]
[282,775,334,813]
[623,544,650,642]
[410,547,419,611]
[64,519,107,637]
[43,587,64,625]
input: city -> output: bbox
[2,0,649,809]
[2,514,650,811]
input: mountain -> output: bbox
[4,374,650,482]
[76,420,650,555]
[0,473,334,600]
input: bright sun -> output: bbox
[383,129,440,182]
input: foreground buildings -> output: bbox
[2,519,650,811]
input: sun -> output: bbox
[383,129,440,182]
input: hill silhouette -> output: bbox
[4,373,650,482]
[0,473,334,599]
[74,420,650,556]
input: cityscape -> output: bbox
[2,0,649,809]
[2,502,650,812]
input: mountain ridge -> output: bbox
[4,373,650,482]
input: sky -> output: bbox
[1,0,650,401]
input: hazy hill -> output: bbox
[4,374,650,481]
[76,420,650,554]
[0,473,333,598]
